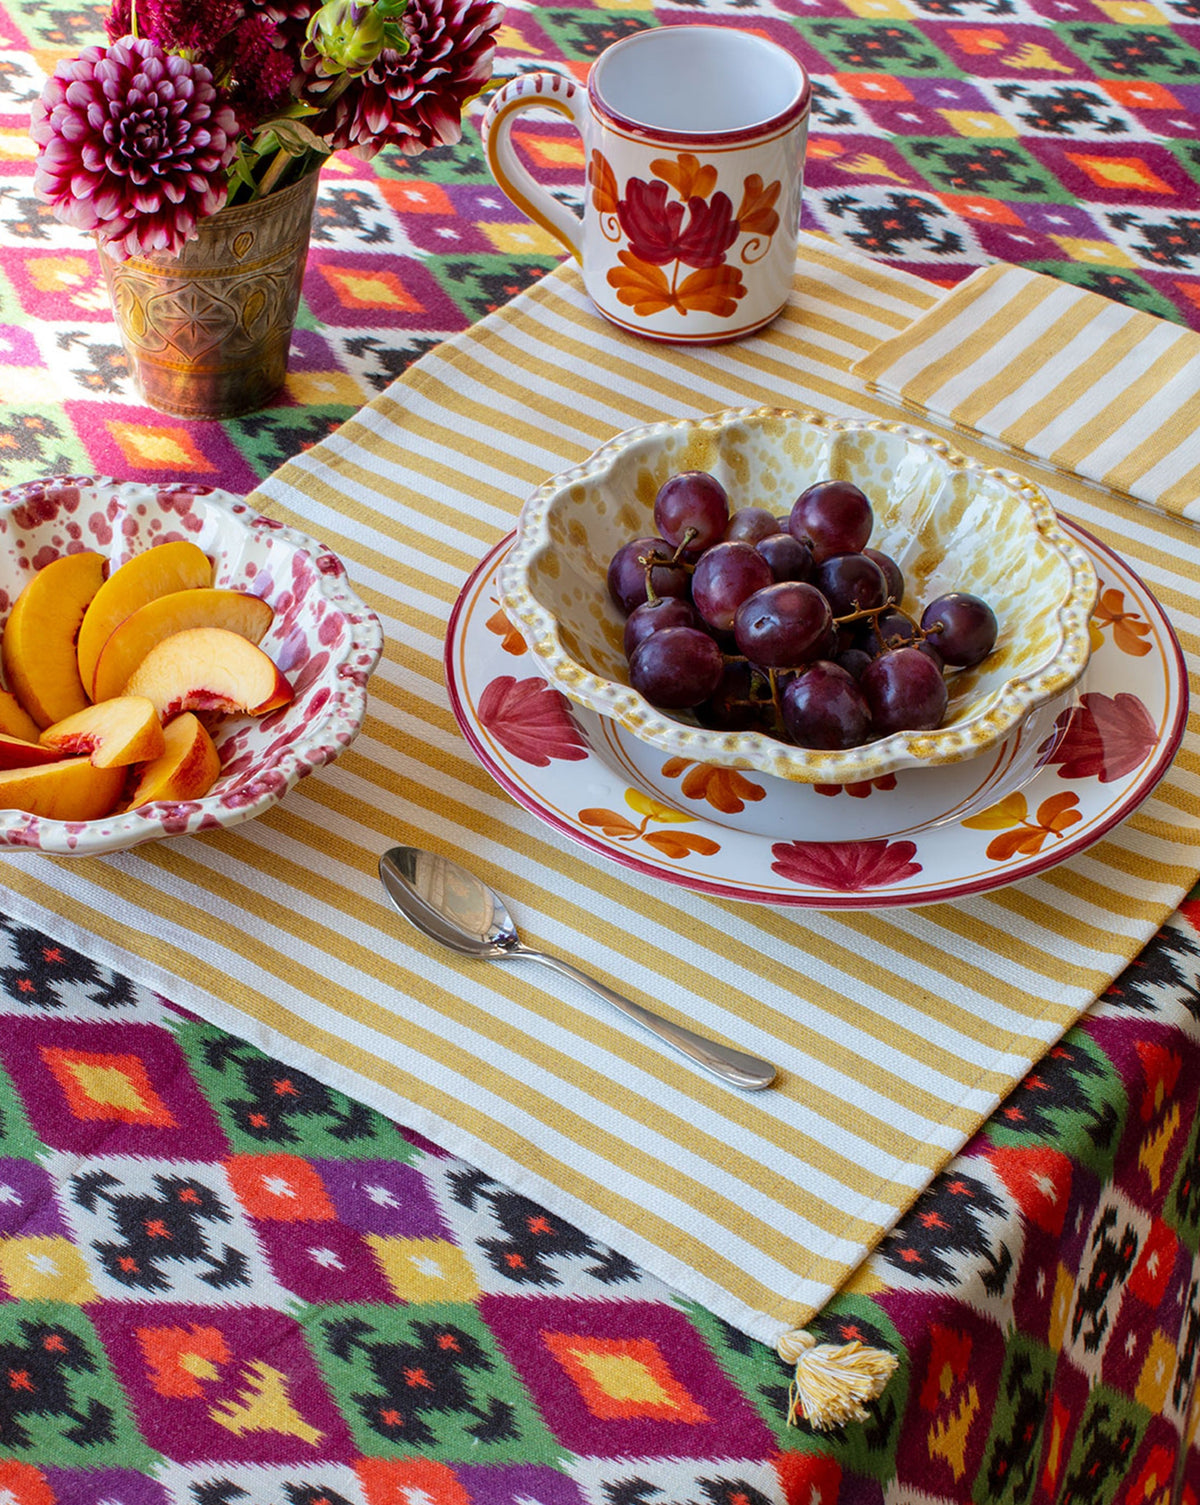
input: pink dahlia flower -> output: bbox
[323,0,503,157]
[30,36,239,261]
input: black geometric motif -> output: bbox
[880,1168,1012,1289]
[449,1166,639,1287]
[56,330,129,395]
[201,1033,381,1147]
[1109,211,1200,271]
[993,83,1127,137]
[192,1481,356,1505]
[1105,918,1200,1018]
[341,333,443,391]
[1173,1275,1198,1412]
[1070,1204,1138,1352]
[821,191,964,257]
[990,1036,1118,1157]
[0,1319,115,1449]
[1063,25,1200,81]
[981,1342,1053,1501]
[1059,1392,1140,1505]
[310,187,396,245]
[325,1313,509,1449]
[72,1169,250,1292]
[0,920,139,1011]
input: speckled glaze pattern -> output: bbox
[0,478,383,855]
[497,407,1099,785]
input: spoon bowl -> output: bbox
[379,846,776,1091]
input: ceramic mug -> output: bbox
[482,26,811,344]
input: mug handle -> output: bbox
[482,73,588,263]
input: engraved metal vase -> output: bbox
[97,169,321,420]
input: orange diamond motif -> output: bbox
[316,264,422,313]
[542,1332,710,1422]
[1065,153,1175,194]
[106,420,217,473]
[40,1046,177,1126]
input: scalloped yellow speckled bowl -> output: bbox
[497,407,1099,786]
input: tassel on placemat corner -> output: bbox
[777,1329,898,1431]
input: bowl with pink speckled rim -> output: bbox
[0,476,383,856]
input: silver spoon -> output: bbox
[378,846,777,1091]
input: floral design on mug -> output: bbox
[589,149,782,321]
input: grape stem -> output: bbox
[637,540,694,606]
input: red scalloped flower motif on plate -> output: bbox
[477,675,588,765]
[1044,692,1157,783]
[591,150,781,323]
[770,838,922,890]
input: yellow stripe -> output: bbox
[994,302,1149,449]
[1049,333,1199,478]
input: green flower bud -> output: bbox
[305,0,388,76]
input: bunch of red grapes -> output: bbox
[605,471,999,751]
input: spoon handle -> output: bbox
[510,944,777,1091]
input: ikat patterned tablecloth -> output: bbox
[0,0,1199,1500]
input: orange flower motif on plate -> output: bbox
[1090,583,1153,657]
[578,788,721,860]
[962,790,1083,861]
[659,756,766,813]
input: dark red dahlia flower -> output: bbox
[320,0,502,157]
[31,37,239,260]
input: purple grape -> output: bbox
[756,531,813,583]
[870,608,920,651]
[606,536,689,615]
[653,471,729,551]
[780,661,872,749]
[724,506,780,545]
[864,547,904,604]
[623,596,699,659]
[861,646,949,735]
[690,541,774,633]
[628,626,725,710]
[920,592,998,667]
[836,646,874,681]
[696,659,773,732]
[813,553,888,617]
[788,480,873,563]
[732,581,833,670]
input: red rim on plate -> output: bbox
[446,520,1187,909]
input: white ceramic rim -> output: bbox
[497,406,1100,786]
[588,25,811,145]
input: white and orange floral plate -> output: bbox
[446,519,1186,909]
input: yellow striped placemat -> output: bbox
[0,235,1196,1355]
[852,262,1200,521]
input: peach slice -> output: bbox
[125,712,221,809]
[0,757,124,820]
[92,587,275,703]
[0,732,62,770]
[40,696,166,769]
[77,539,213,695]
[2,551,105,727]
[124,628,293,720]
[0,689,42,744]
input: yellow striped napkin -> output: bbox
[0,239,1195,1358]
[853,263,1200,521]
